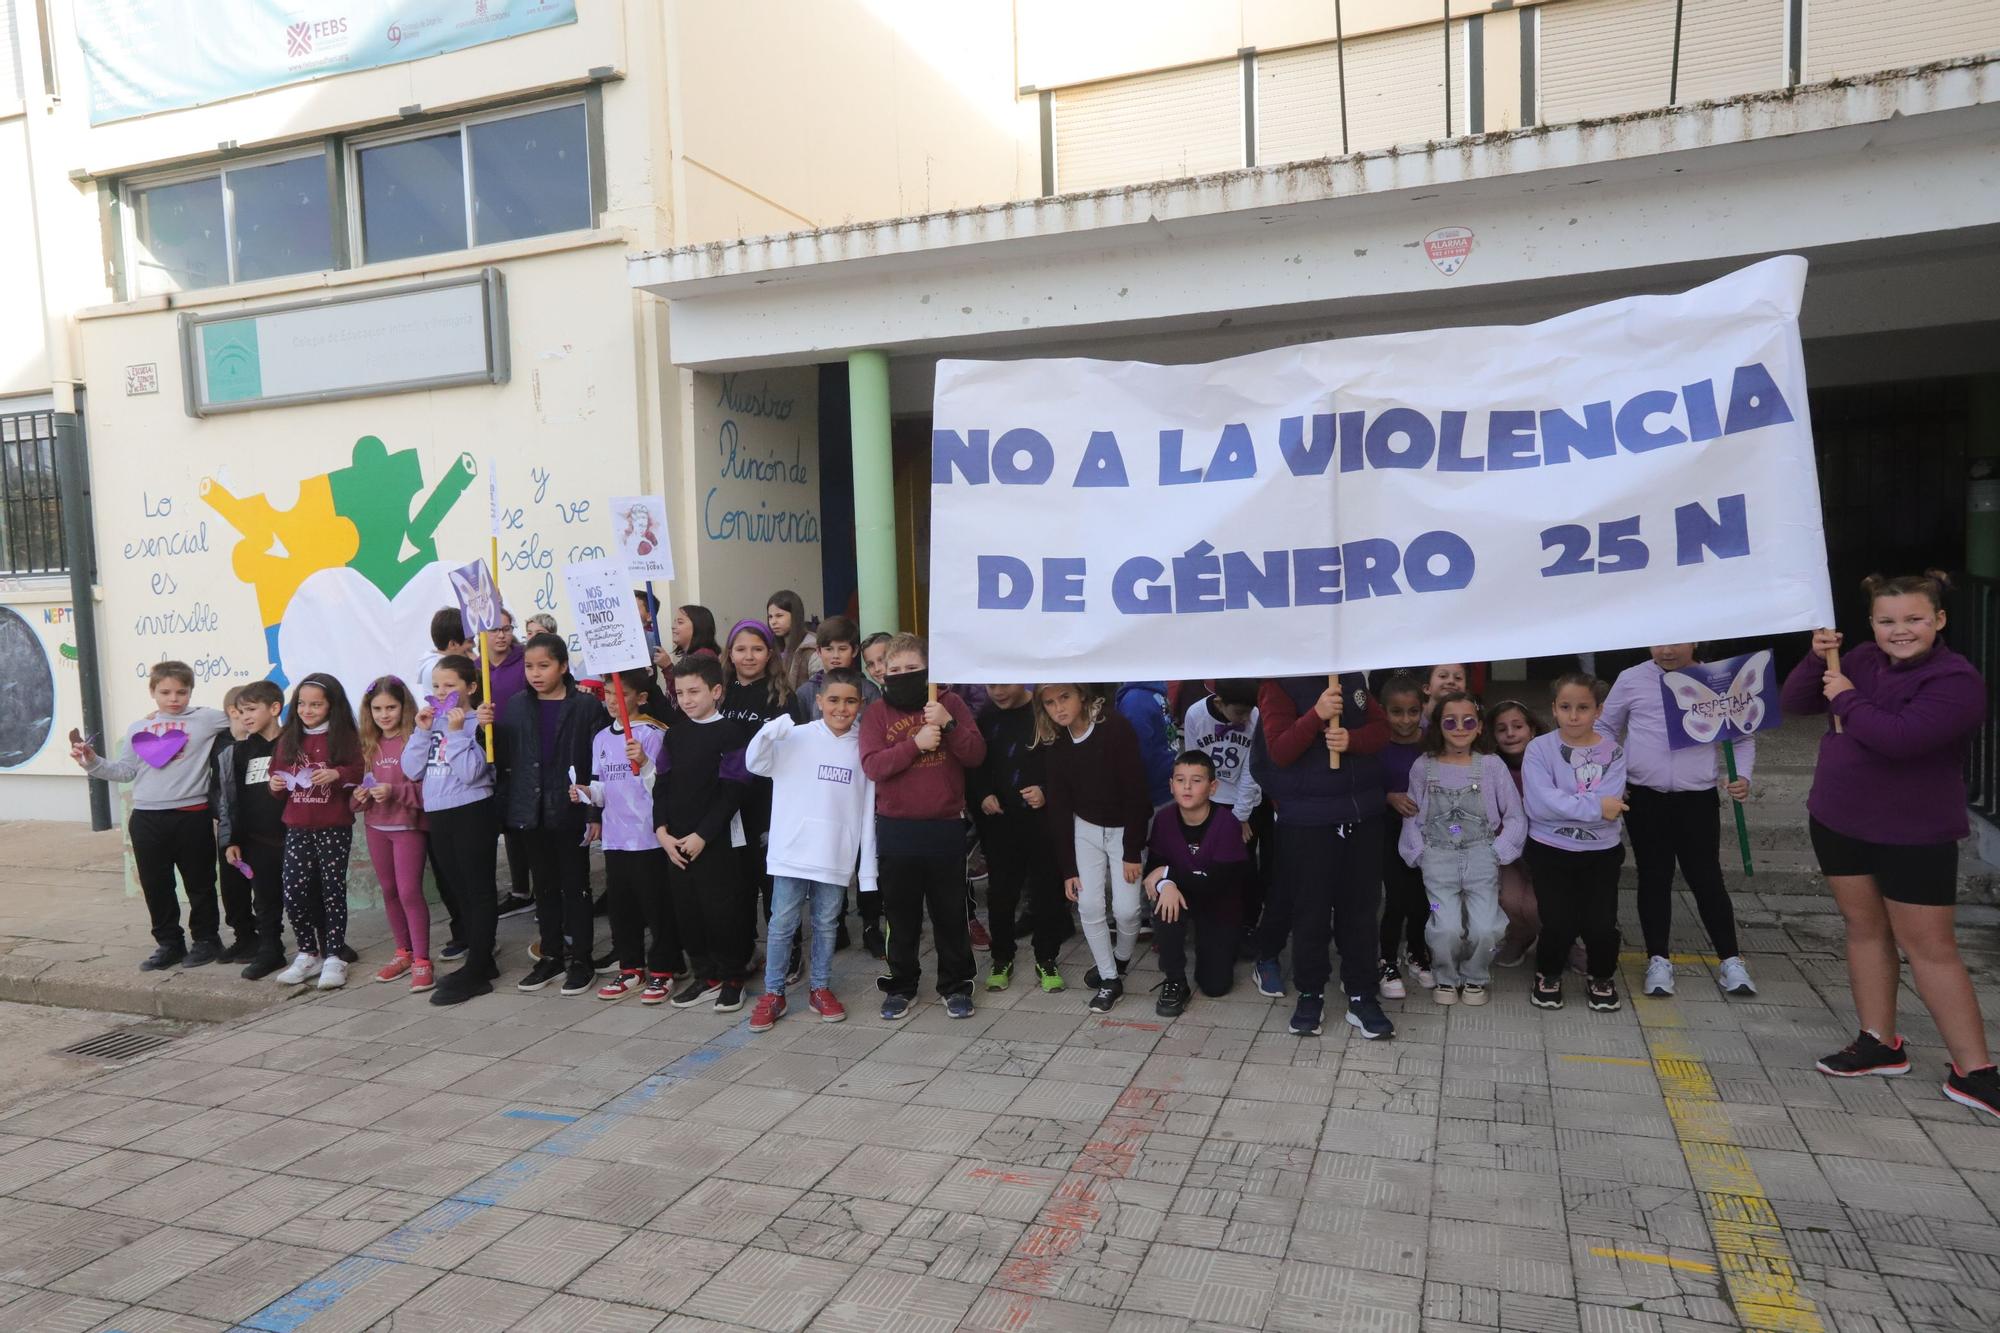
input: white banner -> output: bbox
[562,559,652,678]
[928,257,1835,683]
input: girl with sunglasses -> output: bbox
[1394,691,1524,1005]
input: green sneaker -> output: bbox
[1036,962,1065,993]
[986,961,1014,992]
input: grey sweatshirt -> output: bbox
[85,707,232,811]
[400,721,495,812]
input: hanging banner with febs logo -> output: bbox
[927,258,1835,683]
[74,0,579,124]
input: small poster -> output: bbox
[609,495,674,579]
[563,559,653,677]
[448,558,505,634]
[1659,649,1780,750]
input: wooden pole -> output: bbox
[612,674,640,774]
[1826,639,1845,734]
[1326,673,1342,770]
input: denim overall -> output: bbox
[1419,757,1508,986]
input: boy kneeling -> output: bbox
[1145,751,1249,1017]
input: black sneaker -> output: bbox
[1944,1064,2000,1119]
[182,938,223,968]
[1291,993,1326,1036]
[559,963,595,996]
[517,957,565,991]
[1816,1029,1910,1078]
[1084,957,1131,988]
[430,969,493,1006]
[498,892,536,919]
[1530,973,1564,1010]
[1087,980,1123,1013]
[592,950,616,974]
[1586,977,1621,1012]
[240,952,285,981]
[141,942,185,971]
[217,935,258,965]
[862,925,885,959]
[1344,994,1393,1040]
[1155,976,1189,1018]
[672,977,723,1008]
[713,983,745,1013]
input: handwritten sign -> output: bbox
[562,558,651,677]
[927,258,1834,681]
[1660,649,1779,749]
[609,495,674,579]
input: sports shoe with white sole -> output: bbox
[1717,956,1757,996]
[1644,955,1676,997]
[316,957,348,990]
[275,952,323,985]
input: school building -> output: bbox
[1,1,1997,820]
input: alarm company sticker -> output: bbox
[1422,226,1474,276]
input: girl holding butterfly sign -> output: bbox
[1782,571,2000,1121]
[267,674,366,989]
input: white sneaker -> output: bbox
[1717,956,1756,996]
[1644,956,1675,997]
[316,957,349,990]
[1377,962,1406,1000]
[275,952,323,985]
[1413,965,1436,990]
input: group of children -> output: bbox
[75,605,1762,1037]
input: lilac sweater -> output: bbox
[1521,731,1627,851]
[1779,641,1984,845]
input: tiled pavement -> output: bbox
[1,721,1998,1331]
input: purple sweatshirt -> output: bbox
[1779,641,1985,845]
[1521,731,1627,851]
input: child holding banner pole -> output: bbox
[1782,573,1999,1119]
[1602,645,1759,1001]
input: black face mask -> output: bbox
[883,670,930,711]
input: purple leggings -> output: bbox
[365,825,431,961]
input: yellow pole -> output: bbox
[483,533,498,760]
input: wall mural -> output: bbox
[202,436,475,690]
[0,605,57,768]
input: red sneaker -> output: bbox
[639,973,674,1005]
[408,959,434,993]
[748,991,787,1033]
[598,969,642,1001]
[808,987,847,1023]
[967,916,992,951]
[374,950,412,984]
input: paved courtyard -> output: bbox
[0,722,1995,1332]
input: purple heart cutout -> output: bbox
[131,730,190,768]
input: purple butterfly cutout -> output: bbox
[277,768,315,792]
[425,690,461,715]
[131,730,189,768]
[360,773,380,790]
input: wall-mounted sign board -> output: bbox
[180,269,508,417]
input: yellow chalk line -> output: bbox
[1638,999,1826,1333]
[1588,1246,1718,1274]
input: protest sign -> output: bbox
[1661,648,1780,877]
[1659,650,1779,750]
[610,495,675,579]
[562,560,653,678]
[926,257,1834,682]
[447,559,504,634]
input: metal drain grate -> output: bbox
[62,1029,178,1061]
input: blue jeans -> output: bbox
[765,875,844,994]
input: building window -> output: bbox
[0,411,65,577]
[125,150,331,295]
[354,100,589,264]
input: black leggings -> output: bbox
[524,825,592,963]
[431,800,500,978]
[671,843,752,984]
[1625,786,1739,960]
[1379,819,1431,966]
[1526,841,1624,979]
[978,811,1066,968]
[606,847,681,975]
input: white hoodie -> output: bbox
[744,714,879,893]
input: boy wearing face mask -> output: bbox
[859,634,987,1020]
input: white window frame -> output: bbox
[120,145,329,294]
[345,95,592,267]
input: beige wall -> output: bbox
[0,115,48,397]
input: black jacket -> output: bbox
[494,685,606,832]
